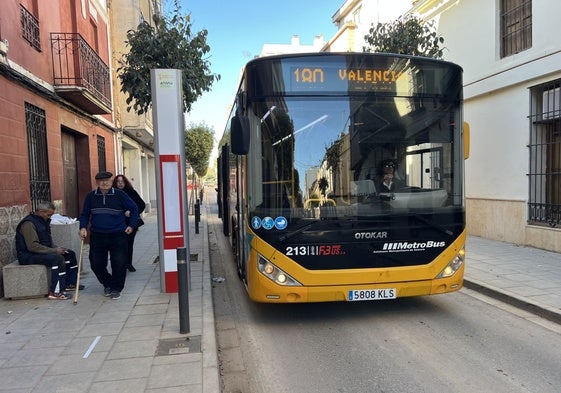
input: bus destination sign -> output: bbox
[290,66,406,93]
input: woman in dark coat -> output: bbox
[113,174,146,272]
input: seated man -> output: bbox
[15,201,83,300]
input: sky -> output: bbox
[177,0,343,148]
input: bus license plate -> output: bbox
[348,289,396,301]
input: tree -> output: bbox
[185,123,214,177]
[117,1,219,115]
[363,15,445,59]
[325,137,342,173]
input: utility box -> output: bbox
[51,221,81,255]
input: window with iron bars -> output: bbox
[97,135,106,172]
[528,81,561,227]
[500,0,532,58]
[20,4,41,51]
[25,102,51,211]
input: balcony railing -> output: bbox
[50,33,112,114]
[21,5,41,51]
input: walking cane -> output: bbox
[73,238,84,305]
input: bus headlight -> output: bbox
[258,255,301,286]
[436,247,465,278]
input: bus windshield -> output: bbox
[247,94,463,221]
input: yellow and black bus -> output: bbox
[218,52,468,303]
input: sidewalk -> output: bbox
[0,202,219,393]
[1,203,561,393]
[465,235,561,324]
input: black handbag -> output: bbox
[136,218,145,228]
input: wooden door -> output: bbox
[61,131,79,218]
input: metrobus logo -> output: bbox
[382,241,445,251]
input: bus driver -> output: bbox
[378,159,401,192]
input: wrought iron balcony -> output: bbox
[21,4,41,51]
[50,33,112,114]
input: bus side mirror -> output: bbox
[463,121,470,159]
[231,115,250,155]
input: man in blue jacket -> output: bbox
[79,171,139,300]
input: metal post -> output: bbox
[177,247,190,333]
[195,199,200,234]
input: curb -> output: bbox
[463,278,561,325]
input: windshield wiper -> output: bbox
[278,220,319,243]
[411,214,454,237]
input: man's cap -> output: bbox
[95,171,113,180]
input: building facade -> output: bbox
[325,0,412,52]
[0,0,163,272]
[260,34,326,57]
[0,0,115,268]
[409,0,561,252]
[109,0,158,212]
[272,0,561,252]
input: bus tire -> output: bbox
[230,216,246,282]
[230,216,238,259]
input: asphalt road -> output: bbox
[208,208,561,393]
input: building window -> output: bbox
[528,81,561,227]
[25,102,51,210]
[352,7,361,25]
[97,135,106,172]
[20,4,41,51]
[500,0,532,57]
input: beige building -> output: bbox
[325,0,412,52]
[109,0,159,212]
